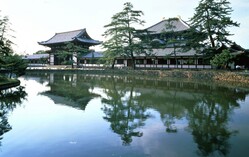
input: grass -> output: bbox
[0,75,20,88]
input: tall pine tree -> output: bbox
[103,2,147,69]
[0,11,27,77]
[188,0,239,54]
[0,12,14,57]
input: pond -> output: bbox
[1,71,249,157]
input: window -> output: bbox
[116,59,124,64]
[158,59,167,64]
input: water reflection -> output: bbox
[185,89,241,156]
[100,76,151,145]
[0,86,27,146]
[23,72,249,156]
[28,73,99,110]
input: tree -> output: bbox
[1,55,27,78]
[103,2,148,69]
[210,49,233,69]
[55,42,88,67]
[34,50,47,54]
[0,12,13,57]
[0,11,27,77]
[188,0,239,54]
[162,18,184,68]
[102,21,123,69]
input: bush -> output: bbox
[210,49,233,69]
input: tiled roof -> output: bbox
[77,38,102,45]
[82,51,103,58]
[135,48,202,57]
[39,29,101,46]
[151,48,201,57]
[146,17,190,34]
[23,54,49,60]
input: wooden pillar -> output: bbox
[72,52,77,68]
[124,59,128,67]
[144,58,147,68]
[155,57,158,68]
[195,56,198,69]
[167,59,170,68]
[181,57,183,69]
[49,54,54,65]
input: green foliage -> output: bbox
[188,0,239,54]
[1,55,27,77]
[210,49,233,69]
[0,11,27,78]
[34,50,47,54]
[103,2,148,69]
[0,12,14,56]
[55,42,88,66]
[161,18,185,68]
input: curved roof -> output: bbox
[23,53,49,60]
[134,48,203,57]
[82,51,103,58]
[146,17,190,34]
[38,29,101,46]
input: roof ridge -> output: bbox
[145,20,165,31]
[55,28,85,35]
[177,17,190,28]
[145,17,181,31]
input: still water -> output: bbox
[1,72,249,157]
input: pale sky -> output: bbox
[1,0,248,55]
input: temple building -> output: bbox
[116,17,211,69]
[38,29,101,66]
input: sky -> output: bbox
[1,0,248,55]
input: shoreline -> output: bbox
[26,68,249,82]
[0,79,21,90]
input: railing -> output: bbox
[135,64,212,69]
[27,63,212,70]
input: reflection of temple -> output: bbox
[75,74,247,155]
[24,72,249,155]
[38,73,98,110]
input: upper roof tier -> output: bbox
[145,17,190,34]
[38,29,101,46]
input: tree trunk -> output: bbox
[174,48,178,69]
[111,59,115,69]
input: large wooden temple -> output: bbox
[34,17,248,69]
[115,17,211,69]
[38,29,101,66]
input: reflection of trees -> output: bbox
[0,86,27,146]
[101,77,151,145]
[135,90,188,133]
[185,88,241,156]
[90,75,247,155]
[0,86,27,111]
[25,72,249,155]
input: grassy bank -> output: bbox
[0,76,20,90]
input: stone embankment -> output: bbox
[154,70,249,83]
[27,68,249,83]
